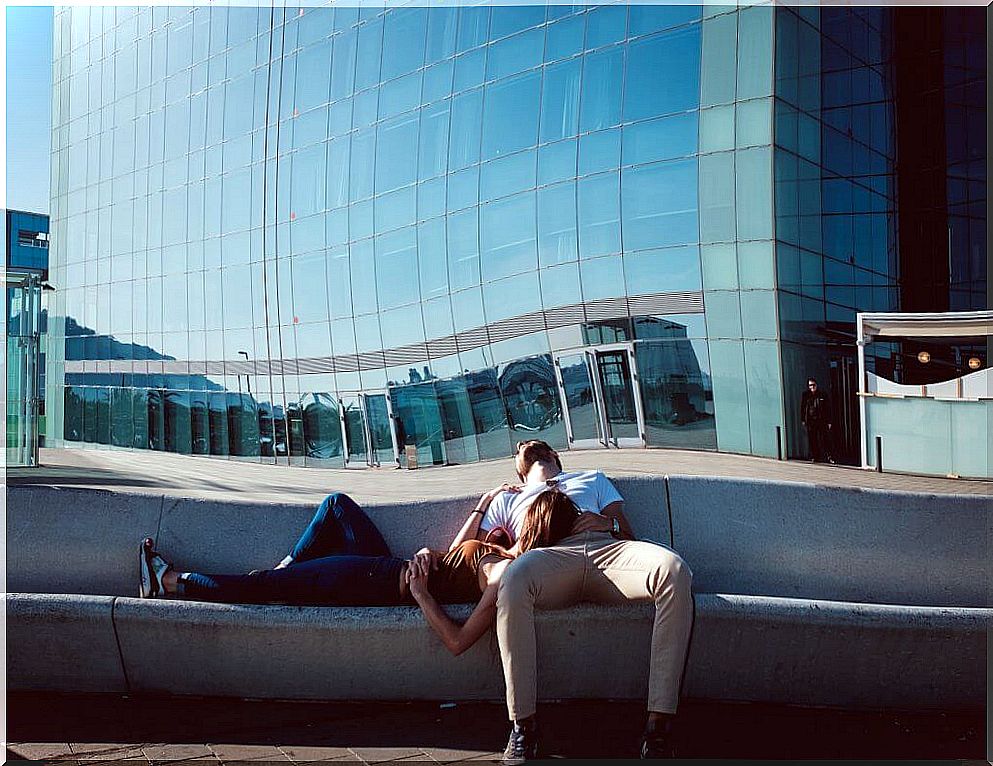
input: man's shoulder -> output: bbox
[490,489,518,508]
[560,469,602,483]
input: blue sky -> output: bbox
[7,5,53,214]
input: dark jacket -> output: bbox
[801,390,831,426]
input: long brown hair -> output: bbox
[516,489,580,553]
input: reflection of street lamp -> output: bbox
[238,350,252,394]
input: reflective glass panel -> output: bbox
[464,368,511,459]
[342,395,368,463]
[625,27,700,122]
[447,208,480,290]
[558,353,600,443]
[390,382,447,465]
[579,47,623,132]
[538,182,578,267]
[622,159,699,250]
[578,172,620,259]
[595,350,639,440]
[539,59,581,144]
[480,192,538,282]
[365,393,395,465]
[624,245,702,294]
[375,227,418,309]
[301,392,343,462]
[635,339,717,449]
[435,377,481,465]
[498,354,567,448]
[382,9,427,80]
[481,72,541,160]
[376,114,418,193]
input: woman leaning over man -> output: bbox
[139,485,580,656]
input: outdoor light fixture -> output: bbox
[917,351,931,364]
[967,357,982,370]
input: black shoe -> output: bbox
[501,721,538,765]
[639,724,676,759]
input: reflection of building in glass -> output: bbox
[47,6,985,469]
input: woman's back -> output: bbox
[429,540,511,603]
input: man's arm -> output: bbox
[448,484,519,551]
[571,500,634,539]
[409,569,502,656]
[602,500,635,539]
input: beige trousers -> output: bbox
[496,531,693,721]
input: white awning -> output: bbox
[859,311,993,340]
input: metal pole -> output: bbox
[17,282,30,465]
[775,425,782,460]
[875,435,883,473]
[25,277,38,466]
[857,314,869,469]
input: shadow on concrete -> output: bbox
[6,471,165,489]
[6,692,984,761]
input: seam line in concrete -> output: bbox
[109,596,134,694]
[154,494,166,543]
[663,474,674,549]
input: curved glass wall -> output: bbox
[47,4,777,465]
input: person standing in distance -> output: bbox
[800,378,834,463]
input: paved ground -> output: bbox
[6,445,990,505]
[6,692,987,763]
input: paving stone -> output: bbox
[142,743,214,761]
[348,748,426,763]
[71,743,148,761]
[277,745,355,762]
[7,743,75,760]
[208,744,290,762]
[422,748,498,763]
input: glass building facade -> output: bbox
[46,5,986,468]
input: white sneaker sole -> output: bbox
[139,540,157,598]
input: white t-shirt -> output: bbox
[479,470,624,542]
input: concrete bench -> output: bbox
[7,476,989,709]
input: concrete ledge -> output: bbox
[7,477,990,708]
[11,592,987,708]
[112,597,655,701]
[685,594,990,708]
[6,593,128,693]
[6,486,162,596]
[668,476,991,607]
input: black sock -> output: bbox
[644,714,674,737]
[514,716,537,731]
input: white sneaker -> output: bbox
[139,538,171,598]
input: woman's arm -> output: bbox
[448,484,519,552]
[411,580,499,657]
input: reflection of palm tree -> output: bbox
[300,392,343,459]
[498,356,562,430]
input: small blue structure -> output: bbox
[6,209,50,467]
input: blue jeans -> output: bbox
[180,555,406,605]
[179,493,404,605]
[286,492,391,563]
